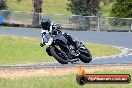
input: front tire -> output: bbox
[79,49,92,63]
[50,47,68,64]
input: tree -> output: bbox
[32,0,43,27]
[0,0,8,10]
[16,0,22,3]
[110,0,132,18]
[109,0,132,26]
[67,0,100,16]
[67,0,100,30]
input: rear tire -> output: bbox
[50,47,68,64]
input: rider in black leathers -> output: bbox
[40,17,78,48]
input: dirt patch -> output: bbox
[0,65,132,79]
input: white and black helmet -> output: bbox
[41,17,51,30]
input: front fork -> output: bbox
[46,47,52,56]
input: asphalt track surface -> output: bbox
[0,27,132,68]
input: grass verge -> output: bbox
[7,0,71,15]
[7,0,113,16]
[0,69,131,88]
[0,36,121,65]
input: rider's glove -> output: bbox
[40,43,44,47]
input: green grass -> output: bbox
[100,2,113,16]
[0,69,131,88]
[87,43,121,58]
[7,0,71,15]
[0,36,121,65]
[7,0,71,24]
[0,36,53,65]
[7,0,113,16]
[0,26,5,28]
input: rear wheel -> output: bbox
[50,46,69,64]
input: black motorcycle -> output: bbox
[41,25,92,64]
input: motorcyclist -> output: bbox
[40,17,79,49]
[40,17,56,47]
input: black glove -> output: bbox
[40,43,44,47]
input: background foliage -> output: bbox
[0,0,8,10]
[110,0,132,18]
[67,0,100,16]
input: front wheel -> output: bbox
[50,46,69,64]
[78,49,92,63]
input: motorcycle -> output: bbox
[41,25,92,64]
